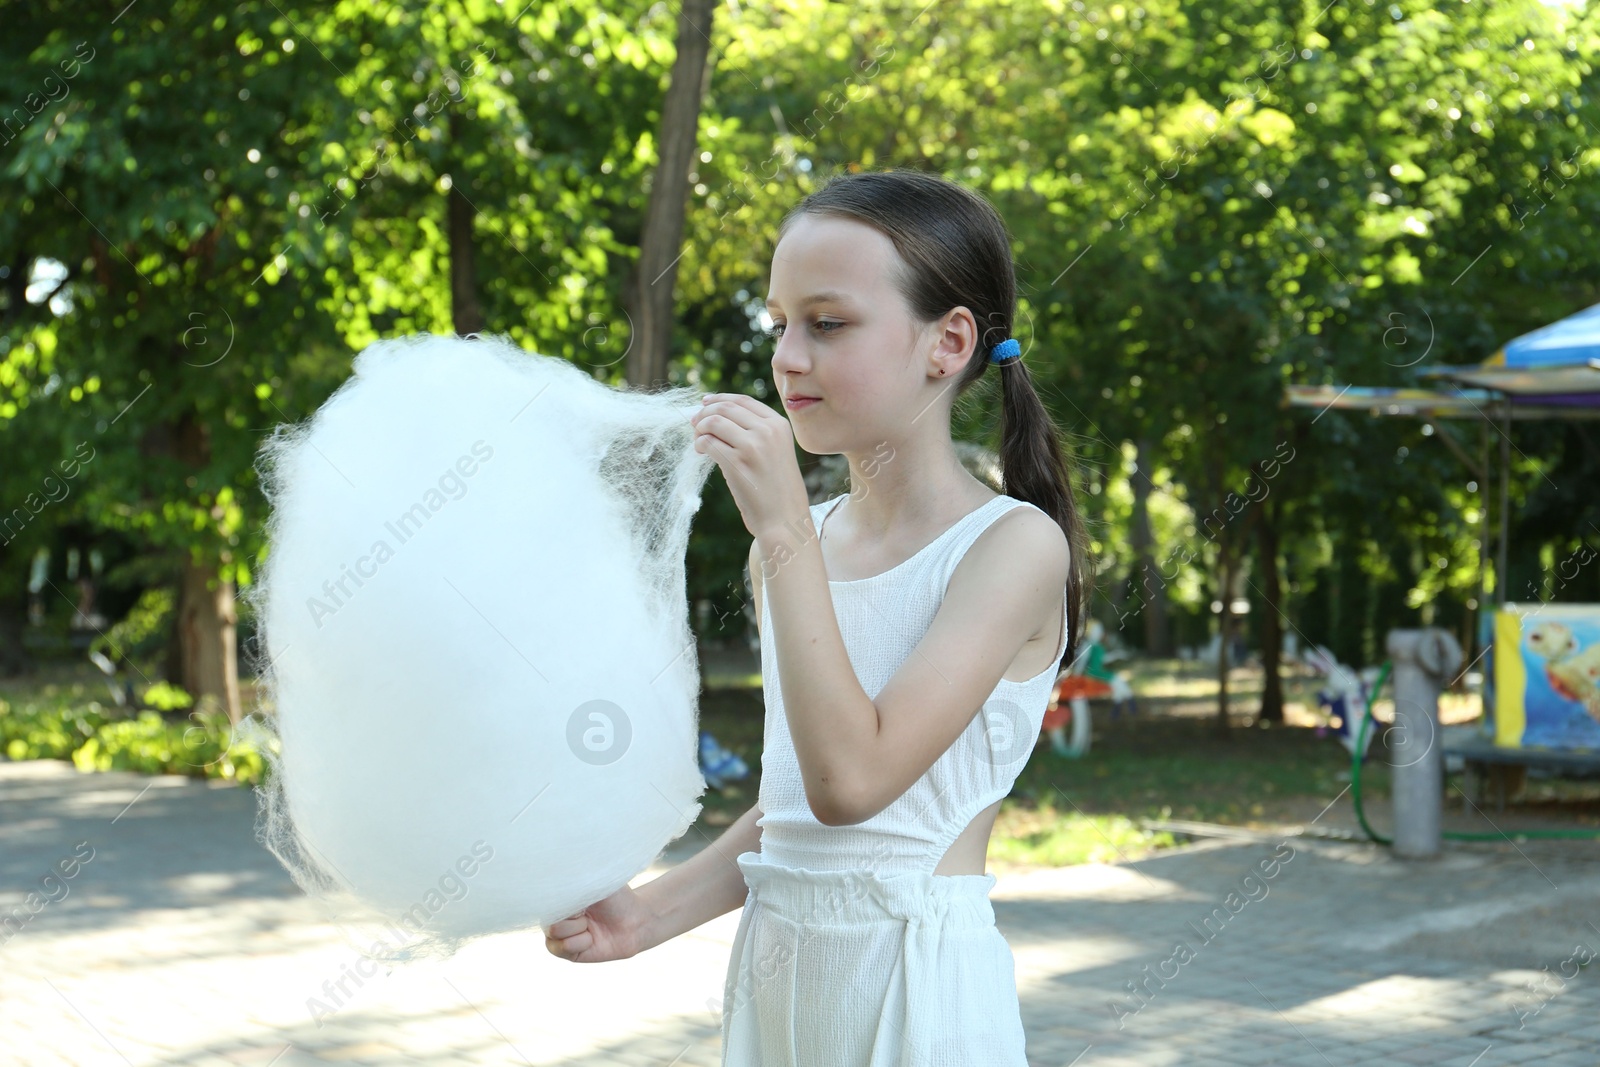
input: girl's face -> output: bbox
[765,213,974,455]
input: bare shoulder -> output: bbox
[950,502,1071,599]
[985,501,1070,568]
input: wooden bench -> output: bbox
[1443,733,1600,813]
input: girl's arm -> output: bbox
[752,508,879,826]
[544,801,761,963]
[632,800,763,951]
[761,504,1069,827]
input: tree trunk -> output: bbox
[448,185,483,335]
[175,561,241,724]
[628,0,716,391]
[1215,551,1233,737]
[156,410,242,723]
[1256,496,1284,723]
[1128,437,1171,656]
[0,581,28,677]
[448,113,483,336]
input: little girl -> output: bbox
[542,168,1092,1066]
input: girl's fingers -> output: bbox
[694,421,746,455]
[694,432,728,455]
[546,914,586,938]
[697,401,764,432]
[554,929,590,955]
[546,926,591,960]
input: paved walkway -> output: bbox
[3,758,1599,1066]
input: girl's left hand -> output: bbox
[689,393,810,541]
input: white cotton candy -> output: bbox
[247,333,715,958]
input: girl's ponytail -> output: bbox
[995,354,1093,672]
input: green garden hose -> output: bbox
[1349,660,1600,843]
[1349,661,1394,845]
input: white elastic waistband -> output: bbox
[734,850,997,929]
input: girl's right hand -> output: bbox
[542,883,652,963]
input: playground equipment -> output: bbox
[1042,618,1135,758]
[1285,303,1600,849]
[1348,627,1600,851]
[1302,644,1382,757]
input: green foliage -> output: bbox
[90,586,175,668]
[0,691,273,784]
[0,695,108,761]
[138,679,193,711]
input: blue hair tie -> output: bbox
[988,338,1021,364]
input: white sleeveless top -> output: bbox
[754,492,1072,875]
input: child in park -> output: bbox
[542,168,1092,1066]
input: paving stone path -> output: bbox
[3,759,1598,1066]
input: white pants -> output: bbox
[720,852,1029,1066]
